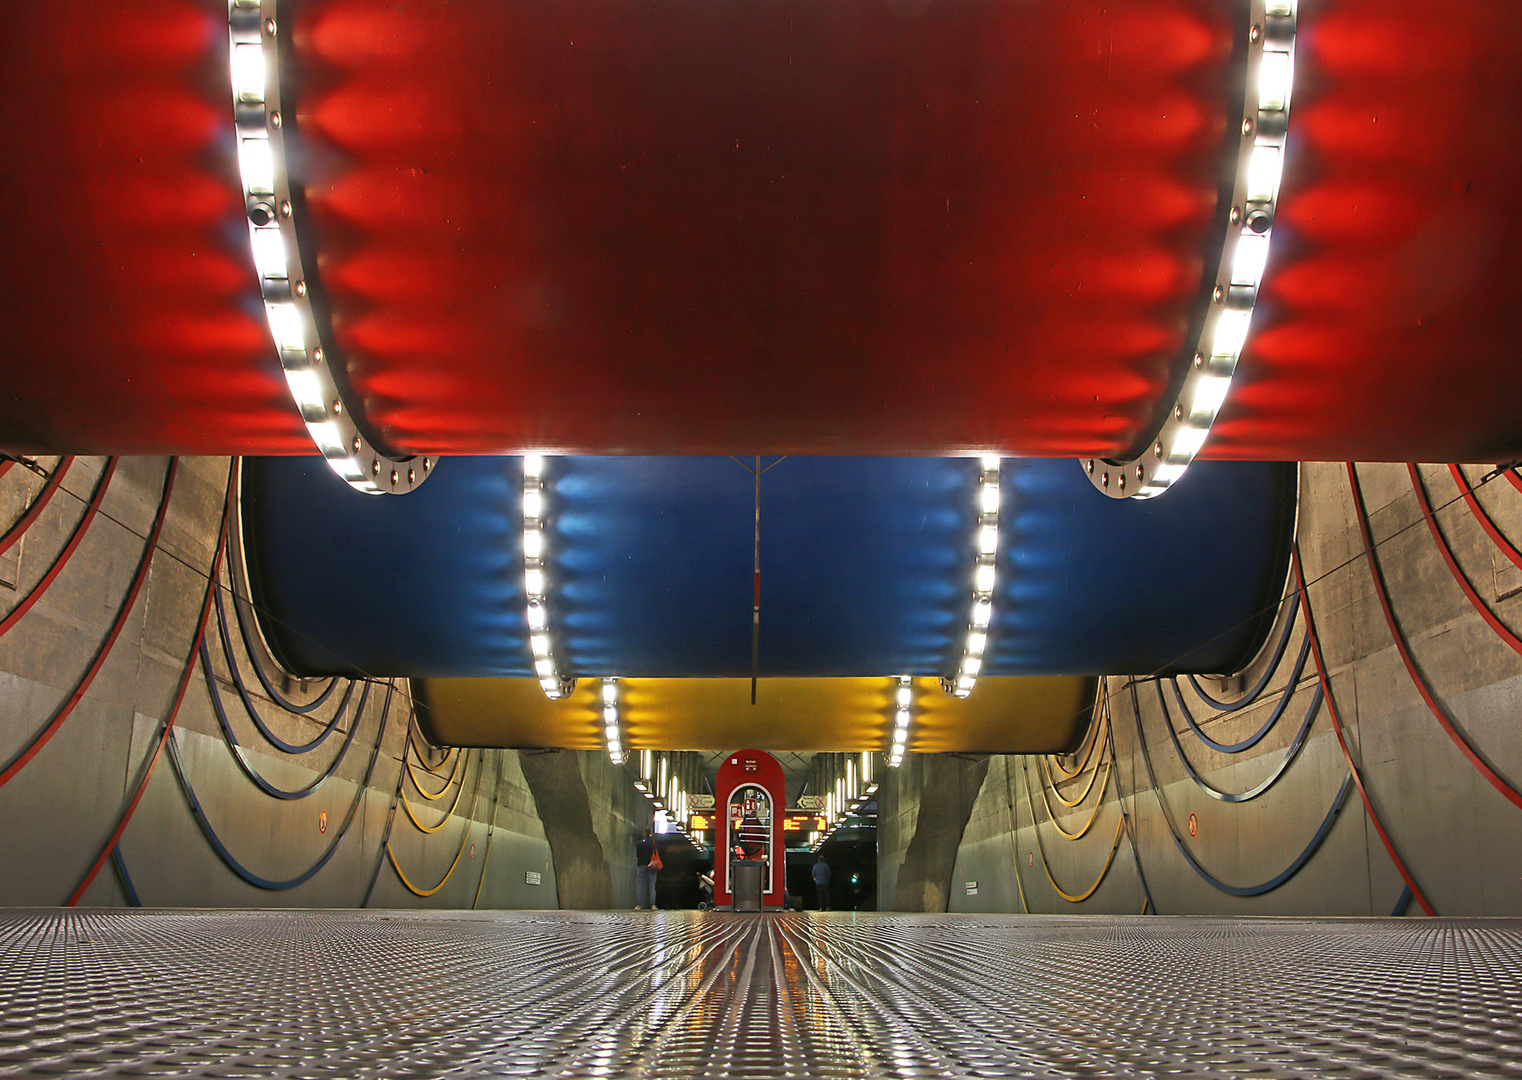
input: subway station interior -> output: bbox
[3,0,1522,1076]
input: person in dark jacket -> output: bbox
[812,855,831,911]
[635,827,658,910]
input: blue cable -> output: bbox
[110,847,142,908]
[1156,677,1323,803]
[362,699,415,908]
[1184,591,1301,712]
[165,680,393,891]
[226,578,340,715]
[202,634,369,800]
[213,581,352,754]
[1170,633,1312,754]
[1107,715,1157,914]
[1131,681,1354,898]
[1391,886,1413,916]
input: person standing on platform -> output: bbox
[812,854,832,911]
[635,827,659,910]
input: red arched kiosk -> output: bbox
[715,750,787,911]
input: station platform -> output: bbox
[2,909,1519,1078]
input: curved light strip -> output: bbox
[888,675,912,768]
[602,678,625,765]
[943,457,999,697]
[1086,0,1297,499]
[523,455,574,699]
[227,0,430,495]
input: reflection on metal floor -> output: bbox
[3,910,1521,1079]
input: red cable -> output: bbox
[0,456,74,558]
[1449,464,1522,573]
[0,460,12,481]
[0,459,176,789]
[1347,463,1522,810]
[1409,465,1522,656]
[0,459,117,640]
[66,461,234,906]
[1504,468,1522,496]
[1292,545,1436,916]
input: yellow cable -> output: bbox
[1040,734,1109,808]
[472,752,503,910]
[401,749,474,833]
[1004,761,1030,914]
[1024,760,1125,903]
[1047,684,1109,780]
[406,742,463,800]
[386,759,481,898]
[1036,755,1113,840]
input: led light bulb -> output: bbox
[525,567,545,596]
[284,368,325,415]
[896,708,910,728]
[962,655,983,676]
[522,488,543,520]
[523,454,544,479]
[974,563,996,594]
[603,681,617,703]
[979,525,999,555]
[1189,375,1232,420]
[239,137,275,195]
[251,227,287,280]
[1258,51,1292,112]
[264,302,305,352]
[981,482,1001,514]
[1246,145,1282,204]
[527,603,547,630]
[530,634,549,657]
[604,707,617,724]
[896,686,911,708]
[231,43,266,103]
[306,421,345,457]
[967,631,987,656]
[893,727,908,745]
[1230,232,1270,287]
[535,658,553,678]
[1169,426,1209,462]
[973,600,992,629]
[605,724,618,740]
[523,528,543,559]
[1151,462,1188,487]
[1211,309,1252,359]
[981,455,1000,471]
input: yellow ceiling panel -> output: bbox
[417,676,1094,754]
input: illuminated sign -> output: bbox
[688,814,714,832]
[783,813,829,833]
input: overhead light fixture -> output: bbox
[226,0,428,494]
[944,458,999,699]
[1084,0,1297,499]
[520,456,573,699]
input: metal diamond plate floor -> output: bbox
[2,910,1521,1079]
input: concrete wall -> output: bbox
[0,456,567,909]
[917,462,1522,917]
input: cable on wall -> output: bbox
[1021,761,1126,904]
[0,460,177,789]
[1410,465,1522,656]
[1291,546,1435,915]
[1155,676,1322,804]
[0,459,116,640]
[1130,679,1353,898]
[64,461,236,906]
[1347,464,1522,809]
[203,635,371,800]
[212,582,356,755]
[0,457,74,558]
[164,677,395,891]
